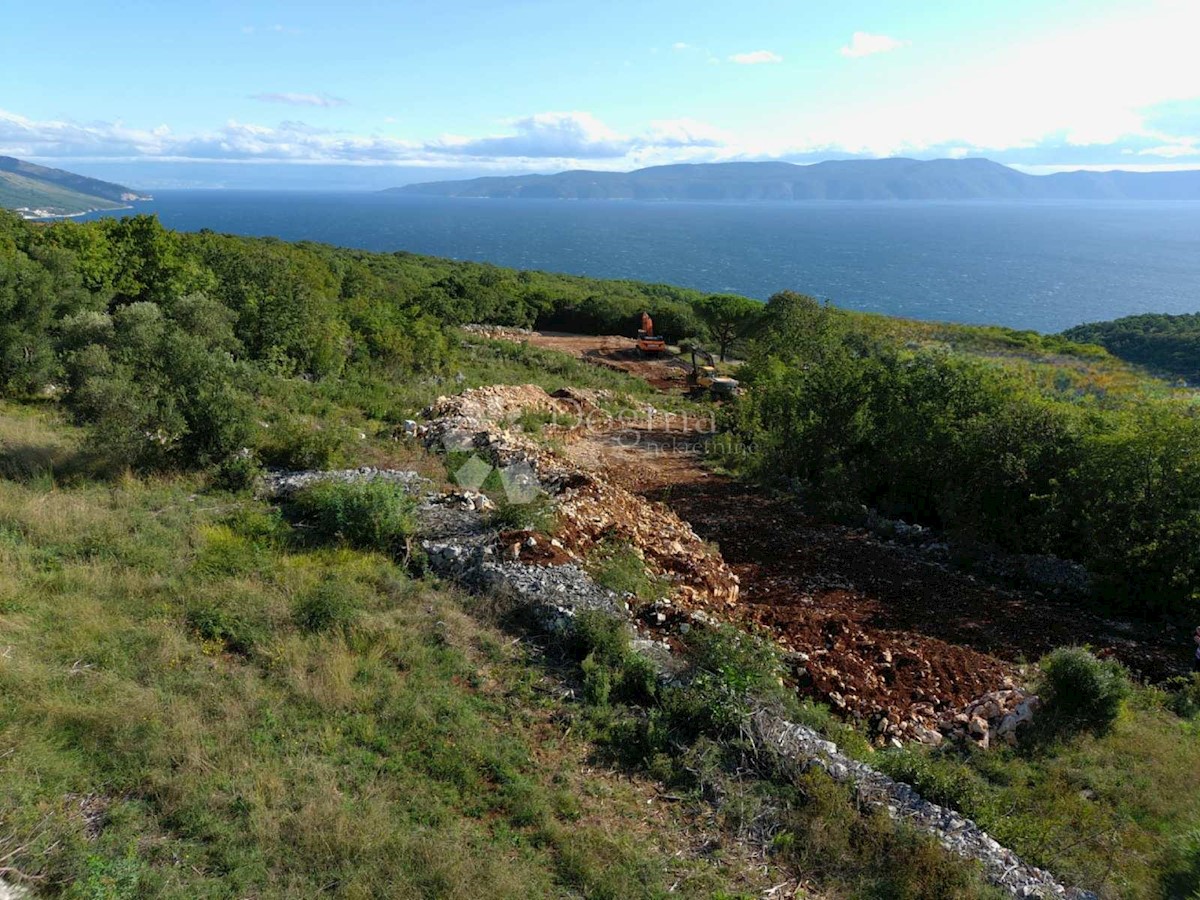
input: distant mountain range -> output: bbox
[390,158,1200,202]
[0,157,151,218]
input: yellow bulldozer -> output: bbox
[687,346,740,396]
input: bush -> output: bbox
[777,770,998,899]
[877,747,986,814]
[1167,674,1200,720]
[488,493,557,533]
[585,543,664,600]
[185,602,263,655]
[662,625,792,740]
[1037,647,1131,736]
[260,419,355,470]
[293,580,359,634]
[291,478,418,556]
[569,611,658,706]
[1161,828,1200,899]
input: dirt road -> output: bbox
[484,329,694,393]
[479,329,1192,735]
[533,333,1191,737]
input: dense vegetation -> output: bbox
[1063,312,1200,382]
[0,210,713,475]
[722,291,1200,616]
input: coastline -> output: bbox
[17,203,134,221]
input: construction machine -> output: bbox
[636,311,667,356]
[687,346,740,396]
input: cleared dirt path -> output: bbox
[495,330,1194,732]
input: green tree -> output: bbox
[693,293,762,360]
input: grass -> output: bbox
[0,401,773,899]
[584,543,668,602]
[5,338,1196,899]
[876,689,1200,899]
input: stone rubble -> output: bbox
[946,686,1043,748]
[754,711,1096,900]
[262,466,430,498]
[421,384,740,613]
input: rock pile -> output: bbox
[755,711,1096,899]
[461,323,535,340]
[262,466,430,498]
[947,686,1041,748]
[422,384,740,611]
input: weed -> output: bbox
[291,478,418,556]
[585,542,667,601]
[488,493,558,534]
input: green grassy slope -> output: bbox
[0,401,769,898]
[0,170,126,217]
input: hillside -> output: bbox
[0,209,1198,899]
[392,157,1200,201]
[1062,311,1200,382]
[0,156,150,218]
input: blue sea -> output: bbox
[82,192,1200,333]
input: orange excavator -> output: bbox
[636,311,667,356]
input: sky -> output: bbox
[2,0,1199,189]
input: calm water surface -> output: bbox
[84,192,1200,332]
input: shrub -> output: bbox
[185,602,262,655]
[778,770,998,899]
[215,451,264,492]
[581,652,612,707]
[292,478,418,556]
[1167,674,1200,720]
[1161,828,1200,899]
[569,611,658,706]
[260,419,355,469]
[585,543,666,601]
[1037,647,1131,736]
[877,747,986,814]
[293,580,359,634]
[662,625,791,740]
[488,493,557,533]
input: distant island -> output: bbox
[0,156,152,219]
[390,157,1200,201]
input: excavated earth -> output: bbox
[572,413,1190,740]
[454,330,1192,743]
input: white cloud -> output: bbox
[430,111,632,159]
[840,32,908,58]
[672,42,690,50]
[252,92,349,108]
[728,50,782,65]
[1137,139,1199,158]
[643,118,729,149]
[0,106,735,172]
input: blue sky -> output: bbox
[3,0,1198,188]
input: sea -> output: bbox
[79,192,1200,333]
